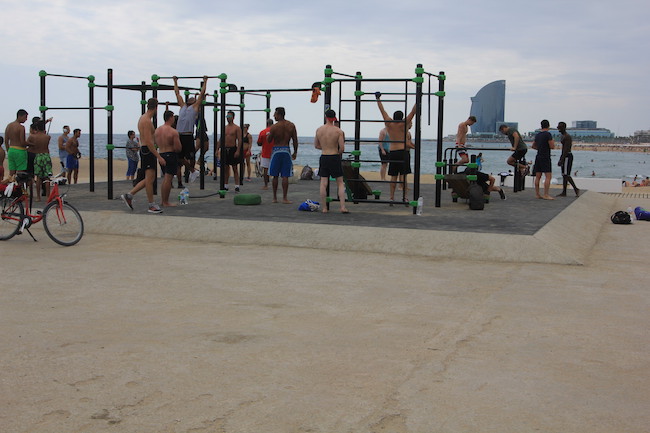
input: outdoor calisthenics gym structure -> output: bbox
[37,64,449,212]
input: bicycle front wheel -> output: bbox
[43,201,84,246]
[0,196,24,241]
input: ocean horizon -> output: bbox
[51,134,650,181]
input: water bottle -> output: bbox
[627,206,635,220]
[181,188,190,205]
[416,196,423,216]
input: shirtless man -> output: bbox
[374,93,416,202]
[26,120,52,200]
[455,116,476,170]
[314,109,348,213]
[57,125,70,171]
[121,98,165,214]
[156,110,182,207]
[173,76,207,187]
[267,107,298,204]
[223,111,243,192]
[4,109,29,175]
[65,129,81,184]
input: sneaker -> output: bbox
[121,193,134,210]
[498,189,506,200]
[147,203,163,214]
[235,185,240,192]
[189,170,199,183]
[177,183,184,189]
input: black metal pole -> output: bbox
[435,71,445,208]
[107,68,113,199]
[89,75,95,192]
[219,76,227,194]
[413,64,423,214]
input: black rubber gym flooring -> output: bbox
[63,174,579,236]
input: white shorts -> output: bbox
[260,157,271,169]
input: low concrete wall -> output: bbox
[503,176,621,193]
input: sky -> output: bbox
[1,0,648,140]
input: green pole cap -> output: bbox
[87,75,95,82]
[39,105,48,111]
[88,83,96,88]
[326,196,333,203]
[324,67,333,75]
[438,74,446,81]
[435,174,445,180]
[38,70,47,77]
[412,77,424,84]
[184,90,190,96]
[106,144,115,151]
[372,190,382,197]
[466,163,478,169]
[409,200,418,207]
[264,108,271,113]
[220,88,228,94]
[104,105,114,111]
[239,103,245,108]
[218,73,228,80]
[213,107,220,112]
[354,90,365,97]
[350,150,361,156]
[415,67,424,74]
[434,91,446,97]
[435,161,446,168]
[351,162,361,168]
[323,77,335,84]
[219,82,228,88]
[266,93,272,98]
[140,100,147,105]
[151,81,159,88]
[466,175,478,181]
[355,74,363,80]
[151,74,160,81]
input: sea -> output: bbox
[69,134,650,182]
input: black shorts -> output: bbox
[388,150,411,176]
[318,154,343,179]
[140,148,157,171]
[560,152,573,176]
[511,148,527,161]
[160,152,179,176]
[533,156,552,174]
[179,133,196,161]
[27,152,36,175]
[378,147,390,162]
[224,146,243,166]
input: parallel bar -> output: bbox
[46,73,89,80]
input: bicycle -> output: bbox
[0,171,84,246]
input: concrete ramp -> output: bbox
[83,191,616,265]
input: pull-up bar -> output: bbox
[151,74,227,80]
[39,70,95,81]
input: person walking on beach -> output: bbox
[57,125,70,171]
[556,121,580,197]
[223,111,243,192]
[455,116,476,171]
[499,124,528,173]
[26,120,52,200]
[65,128,81,184]
[173,76,208,187]
[378,127,390,181]
[374,92,416,202]
[125,130,139,180]
[242,123,253,181]
[121,98,165,214]
[156,110,182,207]
[4,109,29,176]
[267,107,298,204]
[256,118,274,189]
[532,119,555,200]
[314,109,348,213]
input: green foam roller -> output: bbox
[466,175,478,181]
[466,163,478,169]
[350,150,361,156]
[435,174,445,180]
[106,144,115,151]
[354,90,364,97]
[351,162,361,168]
[435,161,446,168]
[39,70,47,77]
[234,194,262,205]
[39,105,48,111]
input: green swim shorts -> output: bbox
[34,153,53,178]
[7,147,28,171]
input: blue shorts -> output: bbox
[66,153,79,170]
[269,147,293,178]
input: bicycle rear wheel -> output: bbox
[0,196,24,241]
[43,201,84,246]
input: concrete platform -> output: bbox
[66,175,616,265]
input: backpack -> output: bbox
[610,210,631,225]
[468,183,485,210]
